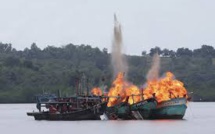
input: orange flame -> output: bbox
[143,72,187,103]
[125,85,141,105]
[107,72,142,107]
[91,87,102,96]
[91,71,187,107]
[107,72,126,107]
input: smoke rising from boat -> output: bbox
[111,14,128,78]
[146,53,160,81]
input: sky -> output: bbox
[0,0,215,55]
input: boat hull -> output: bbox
[130,98,157,119]
[147,98,187,119]
[27,109,100,121]
[105,102,133,120]
[27,102,107,121]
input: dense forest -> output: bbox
[0,42,215,103]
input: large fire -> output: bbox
[143,72,188,103]
[106,72,142,107]
[90,71,188,107]
[125,85,142,105]
[107,72,126,107]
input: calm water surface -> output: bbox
[0,103,214,134]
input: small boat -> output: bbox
[27,74,109,121]
[27,94,107,121]
[146,97,187,119]
[130,98,157,119]
[27,102,107,121]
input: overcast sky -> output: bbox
[0,0,215,55]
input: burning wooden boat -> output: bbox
[103,95,158,120]
[99,95,132,120]
[146,97,187,119]
[142,72,189,119]
[130,97,157,119]
[105,102,132,120]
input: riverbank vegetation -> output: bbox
[0,42,214,102]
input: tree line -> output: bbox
[142,45,215,58]
[0,42,215,102]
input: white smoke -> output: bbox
[146,53,160,81]
[111,14,128,78]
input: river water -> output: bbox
[0,102,214,134]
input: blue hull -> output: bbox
[130,98,157,119]
[147,98,187,119]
